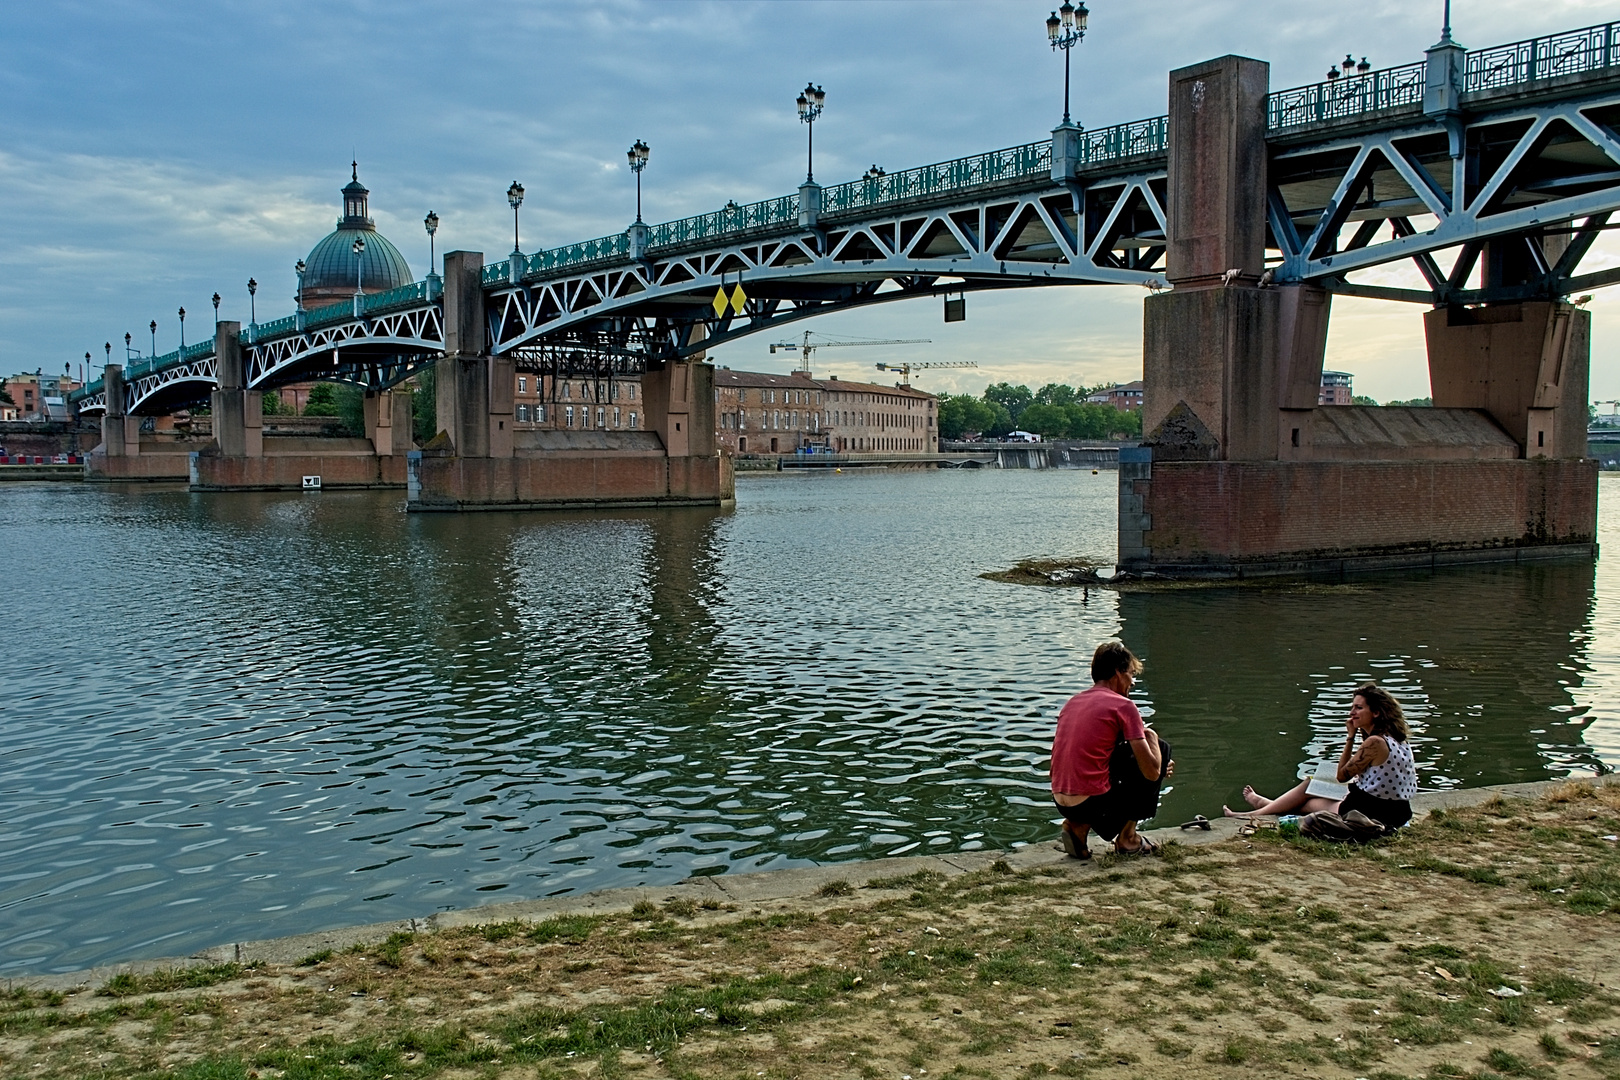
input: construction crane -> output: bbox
[875,361,979,386]
[768,331,929,376]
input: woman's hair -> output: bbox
[1353,683,1409,742]
[1091,640,1142,684]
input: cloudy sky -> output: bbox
[2,0,1616,402]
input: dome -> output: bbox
[298,165,413,307]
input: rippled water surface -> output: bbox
[2,471,1616,972]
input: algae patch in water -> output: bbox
[981,558,1110,587]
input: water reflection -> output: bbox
[1121,560,1603,809]
[0,472,1613,975]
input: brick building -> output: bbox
[713,368,824,454]
[513,374,646,433]
[1319,370,1353,405]
[817,376,938,454]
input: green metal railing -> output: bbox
[1267,62,1427,131]
[648,194,798,247]
[1466,20,1618,91]
[822,141,1051,215]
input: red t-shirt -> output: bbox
[1050,685,1146,797]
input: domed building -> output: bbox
[298,164,414,309]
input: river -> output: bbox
[0,470,1615,973]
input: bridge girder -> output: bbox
[485,174,1168,358]
[1271,89,1620,304]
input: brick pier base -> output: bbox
[407,451,734,512]
[190,449,407,491]
[1119,450,1598,577]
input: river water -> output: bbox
[1,471,1615,973]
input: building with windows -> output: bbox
[1084,380,1144,411]
[1320,370,1353,405]
[713,368,823,454]
[514,374,644,433]
[3,371,81,421]
[817,376,938,454]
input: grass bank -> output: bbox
[3,782,1619,1080]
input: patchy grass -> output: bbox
[1,784,1617,1080]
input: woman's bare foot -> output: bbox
[1222,804,1250,818]
[1242,785,1268,809]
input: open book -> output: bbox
[1304,761,1349,801]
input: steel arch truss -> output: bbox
[75,353,221,416]
[245,304,445,391]
[485,175,1167,359]
[1270,91,1620,304]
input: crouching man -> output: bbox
[1050,640,1173,858]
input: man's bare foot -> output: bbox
[1242,785,1267,809]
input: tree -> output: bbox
[1018,402,1072,437]
[0,380,12,408]
[938,393,1001,439]
[260,390,292,415]
[983,382,1033,425]
[303,382,365,436]
[1351,394,1379,406]
[1033,382,1078,408]
[1385,396,1432,407]
[413,365,437,442]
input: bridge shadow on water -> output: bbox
[1121,558,1607,820]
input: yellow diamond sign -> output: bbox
[730,283,748,315]
[712,287,728,318]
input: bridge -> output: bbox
[72,18,1620,571]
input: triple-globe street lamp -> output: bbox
[1044,1,1089,125]
[796,82,826,184]
[626,140,650,223]
[178,307,186,349]
[248,278,257,325]
[424,211,439,275]
[507,181,525,255]
[353,236,366,298]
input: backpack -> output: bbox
[1300,808,1388,843]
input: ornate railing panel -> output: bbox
[1466,21,1618,92]
[822,141,1051,215]
[1267,62,1427,131]
[361,276,443,315]
[248,315,296,343]
[647,195,799,246]
[304,300,356,330]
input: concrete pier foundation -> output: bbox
[191,322,410,491]
[408,250,733,512]
[1120,55,1597,578]
[83,364,201,481]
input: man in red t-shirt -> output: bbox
[1050,641,1173,858]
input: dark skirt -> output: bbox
[1341,784,1412,830]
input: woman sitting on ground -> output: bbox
[1224,684,1417,830]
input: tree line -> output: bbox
[937,382,1143,441]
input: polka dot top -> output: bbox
[1352,736,1417,801]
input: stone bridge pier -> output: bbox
[408,250,733,512]
[191,321,410,491]
[83,363,204,482]
[1120,55,1597,578]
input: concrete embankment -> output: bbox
[12,774,1612,993]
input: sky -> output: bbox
[1,0,1617,403]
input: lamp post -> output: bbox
[149,320,157,359]
[1044,1,1089,125]
[124,332,132,361]
[247,278,257,325]
[507,181,525,254]
[104,342,112,370]
[353,236,366,295]
[796,83,826,183]
[178,307,186,349]
[212,292,221,323]
[424,211,439,276]
[626,140,650,222]
[295,260,306,311]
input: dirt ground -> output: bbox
[3,782,1619,1080]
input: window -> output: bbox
[538,404,547,423]
[563,383,571,400]
[629,411,638,428]
[516,405,528,422]
[611,383,619,400]
[596,407,605,428]
[613,407,621,427]
[518,377,527,393]
[566,405,575,427]
[628,384,636,400]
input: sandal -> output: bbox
[1059,825,1092,861]
[1113,835,1160,856]
[1179,815,1212,831]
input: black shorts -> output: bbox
[1340,785,1412,830]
